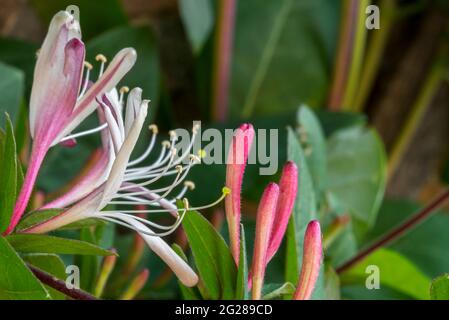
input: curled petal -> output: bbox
[124,88,143,135]
[225,123,255,264]
[114,215,198,287]
[251,183,279,300]
[100,100,148,206]
[293,220,322,300]
[54,47,137,144]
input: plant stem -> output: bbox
[28,264,97,300]
[328,0,359,110]
[336,188,449,274]
[352,0,396,112]
[211,0,237,122]
[388,62,445,178]
[342,0,370,110]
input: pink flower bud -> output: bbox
[225,123,255,264]
[251,183,279,300]
[293,220,322,300]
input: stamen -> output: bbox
[95,54,107,77]
[119,86,129,105]
[60,122,108,142]
[127,125,158,167]
[78,61,92,99]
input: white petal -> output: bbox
[113,215,198,287]
[124,87,142,135]
[100,100,148,206]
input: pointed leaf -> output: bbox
[181,207,236,299]
[430,274,449,300]
[6,234,115,256]
[0,114,18,233]
[0,237,49,299]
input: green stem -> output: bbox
[388,62,445,178]
[342,0,370,110]
[352,0,396,112]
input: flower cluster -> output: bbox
[225,124,323,300]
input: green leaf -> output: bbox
[179,0,214,54]
[172,244,200,300]
[365,199,449,278]
[285,127,317,282]
[0,237,50,299]
[75,228,100,292]
[0,38,38,94]
[235,224,248,300]
[181,207,237,299]
[326,126,387,238]
[324,266,340,300]
[0,63,24,126]
[340,248,430,300]
[285,218,300,284]
[17,209,105,231]
[0,114,18,233]
[297,105,327,191]
[430,274,449,300]
[233,0,340,118]
[6,234,115,256]
[262,282,295,300]
[31,0,127,40]
[23,254,66,300]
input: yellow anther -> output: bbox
[175,165,183,173]
[119,86,129,94]
[95,54,107,63]
[83,61,93,70]
[189,154,200,163]
[198,149,206,159]
[184,181,195,190]
[222,186,231,196]
[149,124,158,134]
[162,140,171,148]
[169,130,177,139]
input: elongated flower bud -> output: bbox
[225,123,255,264]
[94,249,117,297]
[251,183,279,300]
[293,220,322,300]
[267,161,298,262]
[120,269,149,300]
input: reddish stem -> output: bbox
[336,188,449,274]
[328,0,358,110]
[211,0,237,122]
[29,264,97,300]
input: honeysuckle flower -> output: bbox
[225,123,255,264]
[41,107,115,209]
[20,86,230,287]
[251,183,279,300]
[6,10,137,234]
[293,220,322,300]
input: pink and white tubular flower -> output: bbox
[6,10,137,234]
[22,87,228,287]
[225,123,255,264]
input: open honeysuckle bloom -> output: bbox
[20,85,231,287]
[5,10,137,234]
